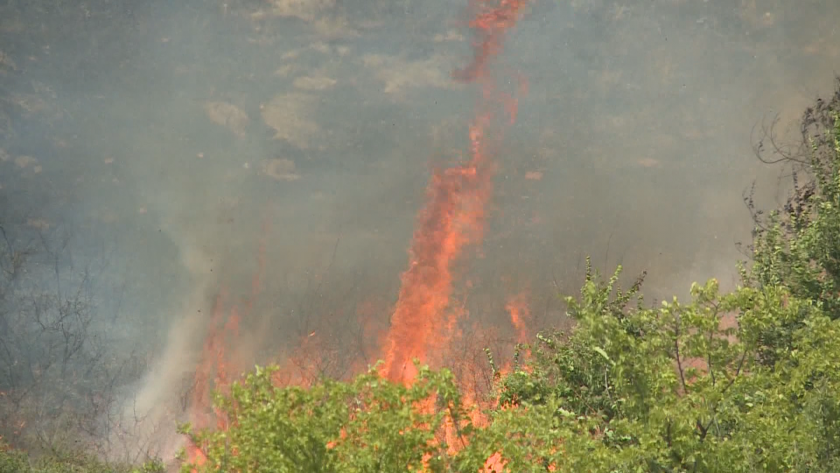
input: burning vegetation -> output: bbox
[183,0,531,469]
[4,0,840,472]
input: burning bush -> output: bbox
[175,84,840,473]
[179,264,840,472]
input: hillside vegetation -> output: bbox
[4,83,840,473]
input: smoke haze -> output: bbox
[1,0,838,464]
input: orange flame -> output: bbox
[379,3,530,470]
[499,292,532,381]
[184,0,531,469]
[482,452,507,472]
[381,140,493,384]
[505,292,530,344]
[381,0,529,386]
[185,216,271,469]
[453,0,530,84]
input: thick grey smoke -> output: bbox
[1,0,838,464]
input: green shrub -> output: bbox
[183,262,840,472]
[180,365,472,473]
[749,80,840,318]
[487,265,840,472]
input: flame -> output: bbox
[482,452,507,472]
[381,0,529,386]
[381,146,493,384]
[497,292,532,383]
[185,217,271,468]
[182,0,531,470]
[453,0,530,84]
[377,2,530,470]
[506,292,530,344]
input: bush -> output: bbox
[740,79,840,373]
[180,365,474,473]
[183,262,840,472]
[490,266,840,472]
[749,79,840,318]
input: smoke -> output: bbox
[1,0,839,465]
[108,246,217,462]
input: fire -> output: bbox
[506,292,530,344]
[186,289,235,467]
[495,292,533,383]
[381,0,529,386]
[482,452,507,472]
[183,0,531,470]
[185,217,270,468]
[378,1,531,470]
[453,0,530,84]
[380,135,493,384]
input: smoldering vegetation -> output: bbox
[0,0,839,466]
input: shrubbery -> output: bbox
[179,270,840,472]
